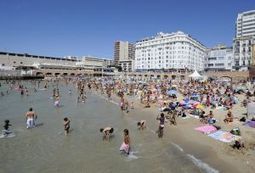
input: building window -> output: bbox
[13,61,16,64]
[208,57,217,60]
[2,64,5,66]
[20,62,23,64]
[215,63,224,66]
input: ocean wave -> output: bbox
[187,154,219,173]
[171,142,184,152]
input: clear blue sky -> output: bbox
[0,0,254,59]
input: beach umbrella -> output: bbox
[162,107,171,112]
[195,104,204,110]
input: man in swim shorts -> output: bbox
[25,108,37,129]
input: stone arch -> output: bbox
[45,72,52,76]
[36,72,43,76]
[219,76,232,82]
[172,75,176,79]
[163,75,168,79]
[70,73,75,76]
[63,73,68,76]
[55,73,60,76]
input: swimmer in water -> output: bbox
[63,117,70,135]
[137,120,146,130]
[100,127,114,141]
[2,120,12,136]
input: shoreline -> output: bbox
[94,90,255,173]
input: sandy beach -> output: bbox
[105,90,255,173]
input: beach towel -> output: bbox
[208,130,240,143]
[244,120,255,128]
[195,125,217,134]
[247,102,255,117]
[189,114,200,119]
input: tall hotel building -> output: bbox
[134,31,206,72]
[233,10,255,70]
[114,41,135,72]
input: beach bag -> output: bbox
[230,127,241,136]
[239,117,246,122]
[213,125,221,130]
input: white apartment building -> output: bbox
[236,10,255,38]
[233,10,255,71]
[205,45,233,71]
[134,31,206,72]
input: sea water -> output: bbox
[0,81,217,173]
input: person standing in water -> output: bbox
[25,108,37,129]
[63,117,70,135]
[157,113,165,138]
[120,129,130,155]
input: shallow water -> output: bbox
[0,82,217,173]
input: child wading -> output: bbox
[120,129,130,155]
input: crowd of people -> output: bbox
[1,76,255,153]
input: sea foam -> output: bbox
[187,154,219,173]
